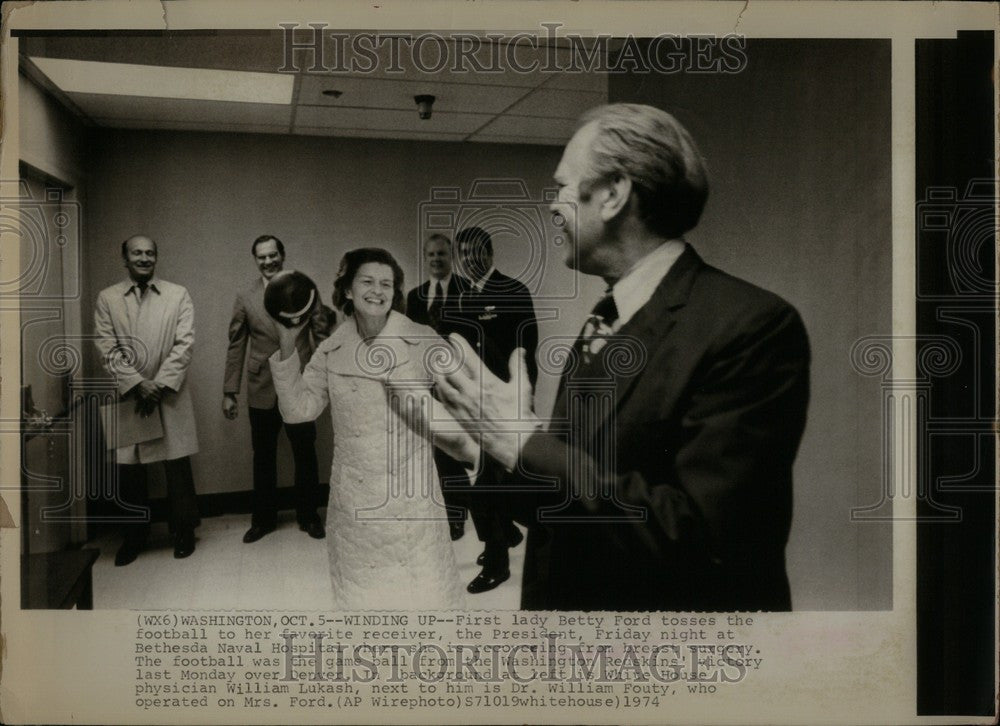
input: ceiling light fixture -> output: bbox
[414,94,436,120]
[28,57,294,105]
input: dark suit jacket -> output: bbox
[454,269,539,387]
[224,278,331,409]
[406,275,474,492]
[504,246,810,612]
[405,275,470,337]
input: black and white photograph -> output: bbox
[0,1,995,724]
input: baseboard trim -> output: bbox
[146,485,331,523]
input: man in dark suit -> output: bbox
[451,225,538,594]
[436,104,811,611]
[223,235,329,543]
[405,233,471,541]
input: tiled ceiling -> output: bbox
[21,32,608,145]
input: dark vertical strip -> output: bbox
[915,30,997,717]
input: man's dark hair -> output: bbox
[251,234,286,258]
[577,103,709,239]
[332,247,406,317]
[455,226,493,256]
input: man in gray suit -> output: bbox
[223,235,328,543]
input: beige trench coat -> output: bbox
[93,277,199,464]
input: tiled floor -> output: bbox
[89,510,524,610]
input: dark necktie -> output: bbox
[554,288,620,414]
[427,280,444,331]
[580,290,619,364]
[136,281,149,299]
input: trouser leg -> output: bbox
[162,456,200,533]
[434,449,469,524]
[468,460,514,571]
[248,405,282,528]
[117,463,150,545]
[285,419,320,524]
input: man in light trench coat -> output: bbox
[94,235,201,566]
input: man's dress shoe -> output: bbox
[174,530,196,559]
[242,525,275,543]
[299,519,326,539]
[467,568,510,594]
[114,541,143,567]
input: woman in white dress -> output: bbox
[269,248,476,610]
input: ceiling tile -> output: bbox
[504,88,606,119]
[294,127,468,142]
[540,68,609,93]
[473,115,577,139]
[68,92,292,126]
[297,75,532,113]
[295,106,492,134]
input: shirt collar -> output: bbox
[124,277,160,296]
[428,273,452,298]
[610,240,686,329]
[470,266,496,292]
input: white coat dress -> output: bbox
[269,311,466,610]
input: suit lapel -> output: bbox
[247,279,280,343]
[410,281,431,325]
[554,245,705,443]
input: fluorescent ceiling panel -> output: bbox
[29,56,294,104]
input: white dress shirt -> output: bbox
[426,273,452,308]
[469,266,496,293]
[609,239,687,331]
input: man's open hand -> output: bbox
[434,333,538,472]
[222,393,238,420]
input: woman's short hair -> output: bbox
[577,103,709,239]
[332,247,406,317]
